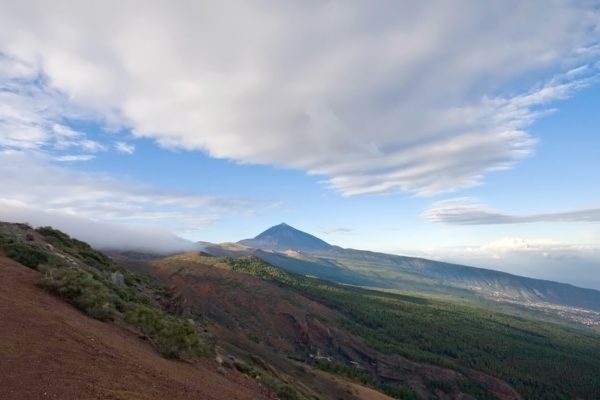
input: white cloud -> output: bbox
[0,152,266,233]
[0,1,598,196]
[424,198,600,224]
[53,154,96,162]
[0,54,107,155]
[321,226,354,235]
[114,141,135,155]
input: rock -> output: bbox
[110,272,125,287]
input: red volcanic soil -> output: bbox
[0,255,272,400]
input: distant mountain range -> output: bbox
[203,223,600,324]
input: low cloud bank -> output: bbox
[0,201,200,254]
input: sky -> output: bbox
[1,1,600,288]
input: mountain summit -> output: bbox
[238,223,332,252]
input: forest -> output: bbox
[228,257,600,399]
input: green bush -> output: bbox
[3,242,49,269]
[41,267,116,321]
[124,303,207,358]
[234,360,260,376]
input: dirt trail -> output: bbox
[0,255,272,400]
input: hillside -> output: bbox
[150,252,523,399]
[148,252,600,399]
[0,224,270,400]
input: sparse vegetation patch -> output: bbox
[1,223,209,361]
[124,303,208,358]
[41,267,117,321]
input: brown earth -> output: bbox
[0,255,273,400]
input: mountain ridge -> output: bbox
[228,223,600,321]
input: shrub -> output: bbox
[234,360,260,377]
[124,303,207,358]
[41,267,116,321]
[3,242,49,269]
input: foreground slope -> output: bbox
[0,255,269,400]
[0,222,272,400]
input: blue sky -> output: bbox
[1,1,599,288]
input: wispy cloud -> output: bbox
[53,154,96,162]
[0,1,598,196]
[114,141,135,155]
[0,152,270,232]
[321,227,354,235]
[424,198,600,225]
